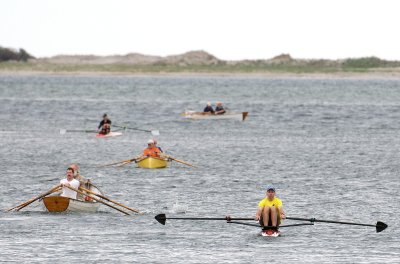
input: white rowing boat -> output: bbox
[96,131,122,138]
[181,111,248,121]
[42,184,103,213]
[261,228,281,237]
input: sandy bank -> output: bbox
[1,70,400,79]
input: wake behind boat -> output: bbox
[182,110,248,121]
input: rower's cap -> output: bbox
[266,185,276,192]
[207,102,211,106]
[147,139,154,144]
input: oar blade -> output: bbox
[155,213,167,225]
[151,130,160,136]
[60,129,66,135]
[242,112,248,121]
[376,221,388,233]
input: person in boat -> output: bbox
[142,139,161,158]
[98,123,111,135]
[60,167,80,199]
[153,139,163,153]
[255,185,286,231]
[215,102,226,115]
[98,113,112,131]
[203,102,215,114]
[69,163,91,199]
[69,163,89,186]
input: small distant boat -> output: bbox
[95,132,122,138]
[181,111,248,121]
[137,156,168,169]
[42,185,103,213]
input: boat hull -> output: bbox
[42,196,100,213]
[182,111,248,121]
[261,229,281,237]
[42,185,103,213]
[137,157,168,169]
[96,132,122,138]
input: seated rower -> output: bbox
[98,113,112,130]
[98,123,111,135]
[70,163,91,200]
[142,139,161,157]
[215,102,226,115]
[255,185,286,232]
[153,139,163,153]
[60,167,80,199]
[203,102,215,114]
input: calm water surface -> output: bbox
[0,75,399,263]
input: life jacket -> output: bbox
[143,147,161,157]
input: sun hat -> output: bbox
[266,185,276,192]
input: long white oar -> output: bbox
[60,129,98,135]
[113,125,159,136]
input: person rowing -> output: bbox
[70,163,92,200]
[203,102,215,114]
[255,185,286,235]
[215,102,226,115]
[153,139,163,153]
[98,123,111,135]
[98,113,112,134]
[142,139,162,158]
[60,167,80,199]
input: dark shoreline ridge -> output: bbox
[1,47,400,73]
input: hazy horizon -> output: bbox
[2,0,400,60]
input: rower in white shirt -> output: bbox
[60,167,80,199]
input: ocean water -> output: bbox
[0,75,399,263]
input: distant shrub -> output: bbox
[342,57,393,68]
[0,47,35,62]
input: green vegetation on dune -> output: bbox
[0,46,35,62]
[1,47,400,74]
[2,60,399,74]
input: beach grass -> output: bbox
[1,57,400,75]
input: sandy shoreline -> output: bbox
[1,70,400,79]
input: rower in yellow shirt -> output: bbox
[255,185,286,231]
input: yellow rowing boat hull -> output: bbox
[137,157,168,169]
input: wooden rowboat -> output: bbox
[181,111,248,121]
[137,156,168,169]
[42,185,103,213]
[95,132,122,138]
